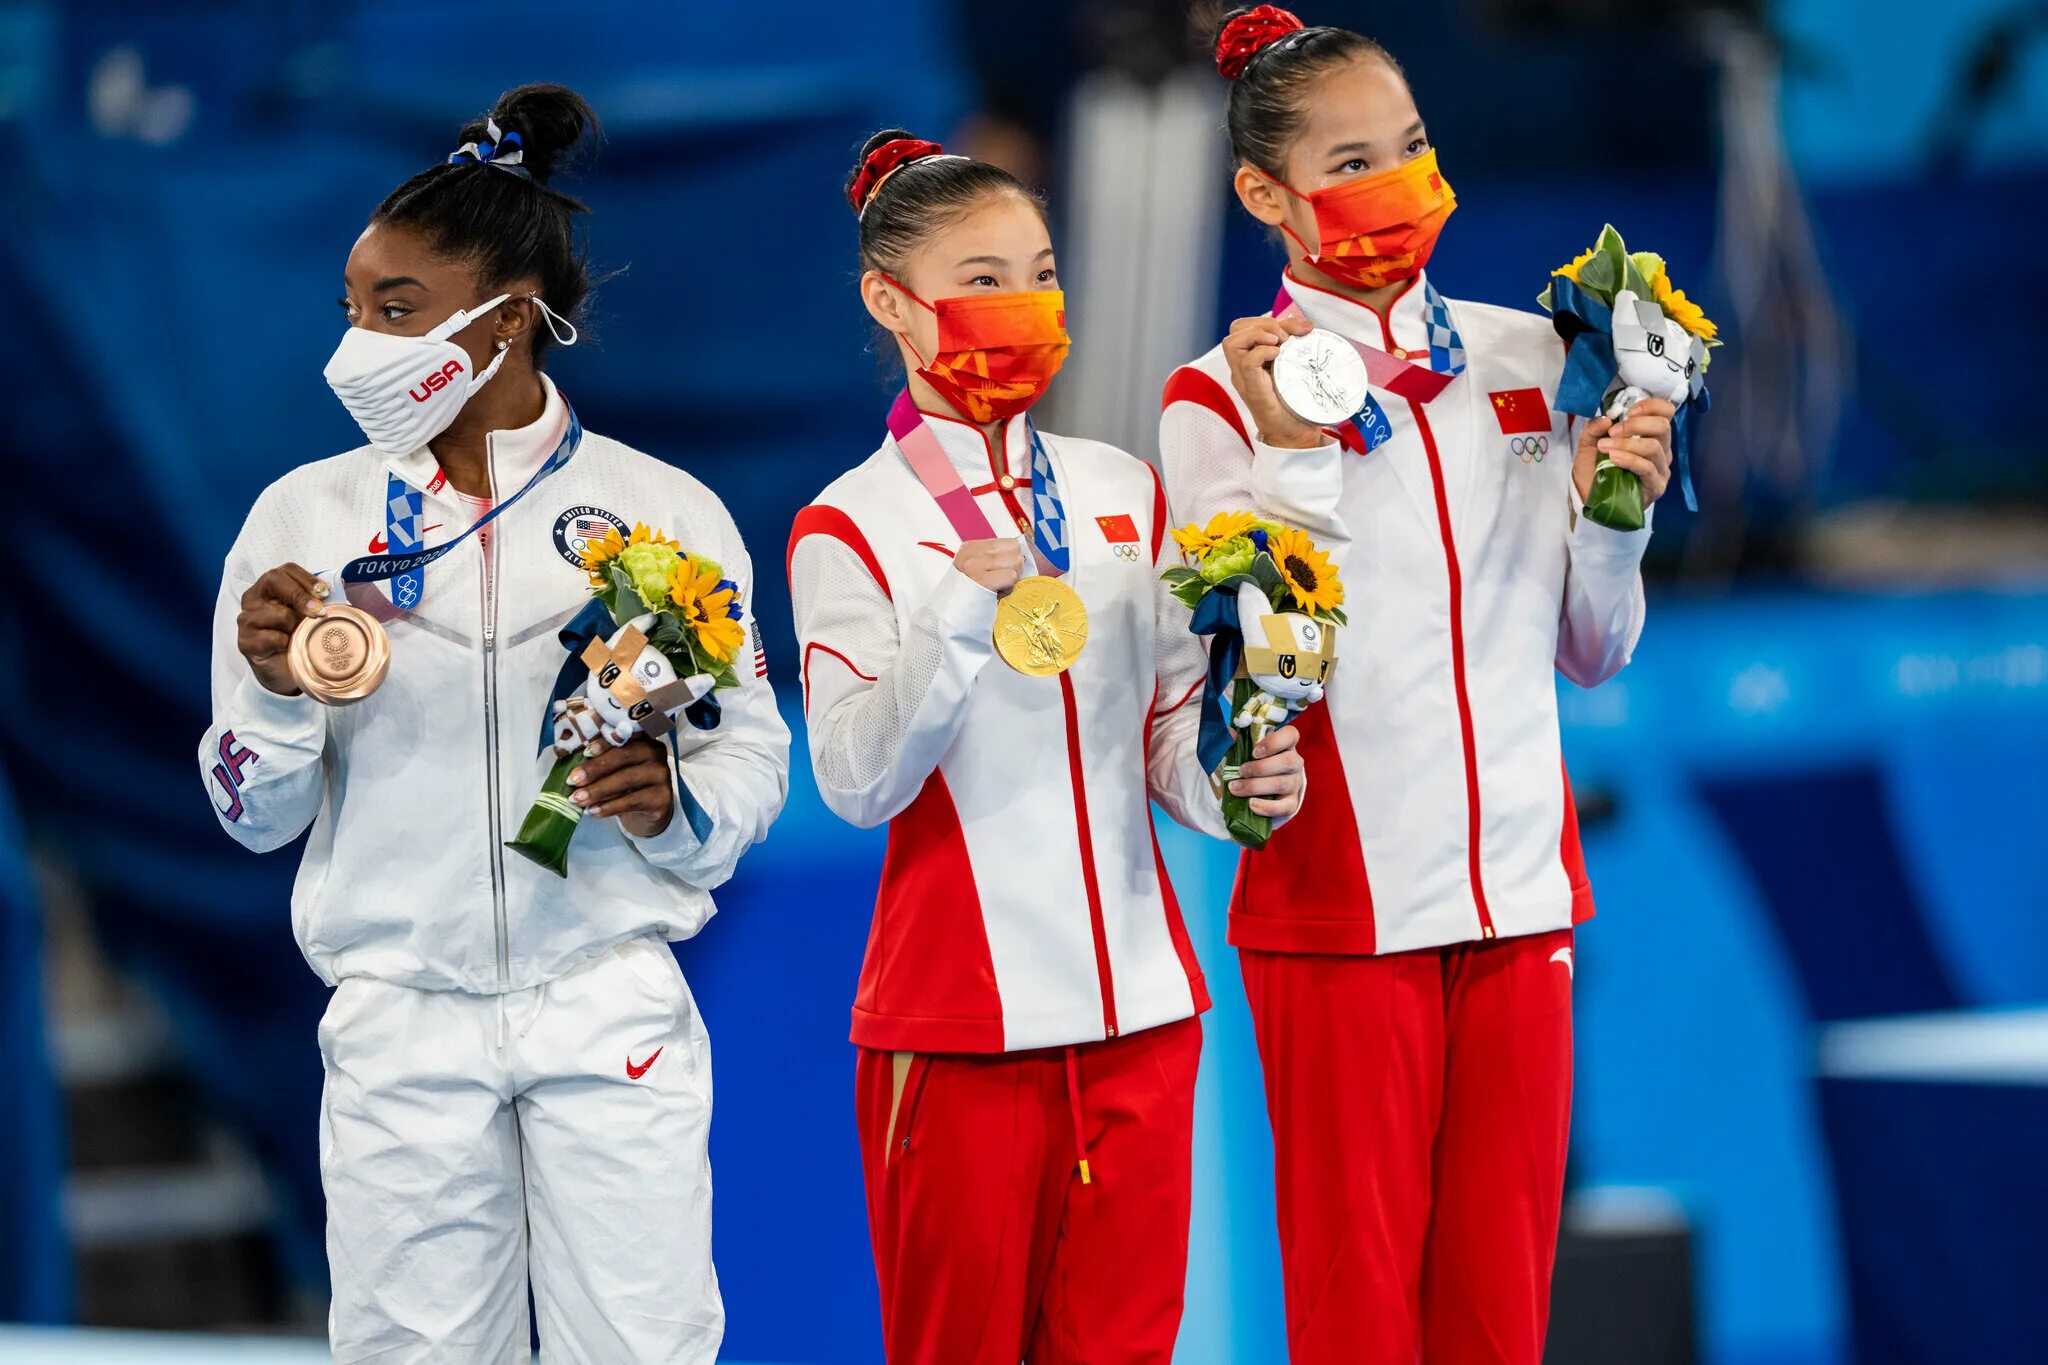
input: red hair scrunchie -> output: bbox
[849,137,945,214]
[1216,4,1306,79]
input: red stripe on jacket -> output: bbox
[789,505,889,598]
[852,771,1006,1052]
[1163,367,1250,448]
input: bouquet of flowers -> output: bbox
[1164,511,1344,850]
[1538,223,1720,531]
[505,523,746,876]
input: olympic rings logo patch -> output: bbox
[1510,435,1549,463]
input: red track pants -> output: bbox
[1241,929,1575,1364]
[854,1015,1202,1365]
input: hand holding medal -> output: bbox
[236,563,389,704]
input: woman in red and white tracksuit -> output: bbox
[1160,9,1679,1363]
[789,130,1307,1365]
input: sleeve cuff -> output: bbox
[1251,436,1345,519]
[230,672,325,744]
[629,751,712,861]
[1568,490,1654,565]
[924,563,1000,651]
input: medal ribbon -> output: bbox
[887,389,1071,578]
[1272,277,1464,404]
[332,399,584,606]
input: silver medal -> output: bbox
[1272,328,1370,428]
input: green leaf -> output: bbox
[1620,256,1654,301]
[1169,577,1211,613]
[1249,553,1287,601]
[1576,251,1617,296]
[1536,282,1556,313]
[1320,606,1349,627]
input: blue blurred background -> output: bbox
[1,1,2045,1362]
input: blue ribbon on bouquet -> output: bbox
[1546,274,1706,513]
[1189,590,1247,775]
[542,599,719,844]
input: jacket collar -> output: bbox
[900,399,1033,484]
[386,372,567,498]
[1278,268,1434,362]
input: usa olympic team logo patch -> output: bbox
[554,505,628,568]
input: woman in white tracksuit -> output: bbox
[198,84,788,1362]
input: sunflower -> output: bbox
[1170,509,1261,563]
[1269,526,1343,617]
[1648,264,1718,343]
[668,554,745,663]
[1551,246,1597,284]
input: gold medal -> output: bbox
[287,603,391,705]
[994,576,1088,676]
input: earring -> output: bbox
[495,339,509,351]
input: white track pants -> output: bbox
[317,935,721,1363]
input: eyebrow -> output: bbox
[1325,122,1426,157]
[954,249,1057,269]
[370,275,427,292]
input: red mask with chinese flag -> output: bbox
[883,277,1071,423]
[1264,148,1457,291]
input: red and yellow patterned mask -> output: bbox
[883,276,1071,423]
[1264,148,1457,291]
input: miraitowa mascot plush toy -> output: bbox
[507,613,716,877]
[1607,287,1707,420]
[1232,581,1336,735]
[554,614,715,754]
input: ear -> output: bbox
[860,269,912,338]
[1233,163,1289,229]
[494,281,545,351]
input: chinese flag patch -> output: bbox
[1095,513,1140,543]
[1490,388,1550,435]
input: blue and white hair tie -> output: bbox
[448,117,531,178]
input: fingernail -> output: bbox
[303,598,325,616]
[572,790,590,805]
[570,768,586,786]
[1228,781,1244,794]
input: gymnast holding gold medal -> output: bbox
[788,131,1307,1363]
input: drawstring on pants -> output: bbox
[494,981,550,1053]
[1063,1046,1093,1186]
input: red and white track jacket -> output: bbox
[788,408,1226,1054]
[1161,269,1648,956]
[199,376,790,994]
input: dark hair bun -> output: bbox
[459,83,600,185]
[1215,4,1307,79]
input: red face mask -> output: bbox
[883,276,1071,423]
[1264,149,1457,291]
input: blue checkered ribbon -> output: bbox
[383,477,426,610]
[1025,419,1071,576]
[1422,278,1466,377]
[337,399,584,602]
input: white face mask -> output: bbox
[321,294,578,456]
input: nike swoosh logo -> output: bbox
[368,525,444,554]
[1550,947,1574,980]
[626,1047,663,1080]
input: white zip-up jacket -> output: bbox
[200,376,790,993]
[1162,269,1646,956]
[788,408,1226,1054]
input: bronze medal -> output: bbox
[288,604,391,705]
[994,576,1088,677]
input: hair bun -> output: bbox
[461,83,599,186]
[1216,4,1306,79]
[846,130,946,216]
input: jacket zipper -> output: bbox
[1375,308,1496,939]
[480,441,510,987]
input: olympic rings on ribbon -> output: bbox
[1510,435,1549,463]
